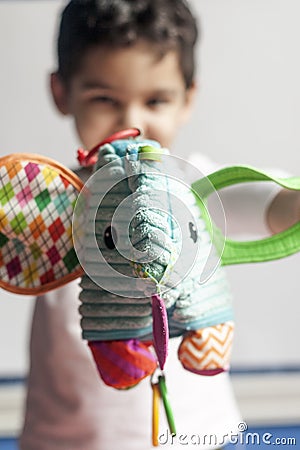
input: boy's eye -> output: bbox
[146,98,169,108]
[91,96,118,106]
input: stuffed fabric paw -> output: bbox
[178,321,234,375]
[89,339,157,389]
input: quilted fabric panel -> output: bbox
[0,156,83,293]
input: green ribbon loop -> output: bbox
[158,375,176,436]
[191,165,300,266]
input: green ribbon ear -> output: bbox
[191,165,300,266]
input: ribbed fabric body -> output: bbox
[79,139,233,342]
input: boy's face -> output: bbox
[51,41,196,150]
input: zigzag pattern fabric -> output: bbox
[178,321,234,375]
[0,157,82,293]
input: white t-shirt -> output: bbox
[19,153,283,450]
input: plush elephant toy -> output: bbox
[1,128,300,395]
[75,134,234,389]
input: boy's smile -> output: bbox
[51,41,195,150]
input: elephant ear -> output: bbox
[0,153,84,295]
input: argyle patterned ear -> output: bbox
[0,154,84,294]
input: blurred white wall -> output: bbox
[0,0,300,375]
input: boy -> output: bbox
[19,1,300,449]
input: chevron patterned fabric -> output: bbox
[178,321,234,375]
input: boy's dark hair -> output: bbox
[57,0,198,88]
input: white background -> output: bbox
[0,0,300,375]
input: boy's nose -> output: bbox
[119,105,145,133]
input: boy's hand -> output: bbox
[266,189,300,234]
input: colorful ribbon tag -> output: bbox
[151,371,176,447]
[151,294,169,370]
[152,382,160,447]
